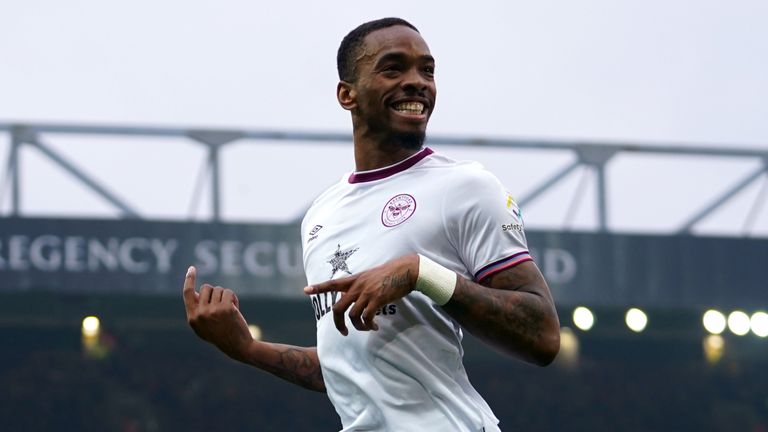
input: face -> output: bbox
[339,25,437,147]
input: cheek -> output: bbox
[365,93,389,114]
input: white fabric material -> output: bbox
[416,254,457,306]
[301,149,530,432]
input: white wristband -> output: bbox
[415,254,457,306]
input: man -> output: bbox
[182,17,560,431]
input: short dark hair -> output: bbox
[337,17,419,82]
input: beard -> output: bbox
[356,107,428,152]
[387,130,425,151]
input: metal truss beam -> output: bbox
[679,163,768,234]
[518,160,581,208]
[1,122,767,235]
[28,135,140,218]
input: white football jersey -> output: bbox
[301,147,532,432]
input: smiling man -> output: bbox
[183,18,560,432]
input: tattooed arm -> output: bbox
[182,266,325,392]
[234,342,325,392]
[304,255,559,367]
[443,260,560,366]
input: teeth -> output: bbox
[394,102,424,114]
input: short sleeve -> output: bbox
[443,167,533,282]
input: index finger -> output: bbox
[182,266,199,313]
[303,275,354,295]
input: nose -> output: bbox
[401,67,428,93]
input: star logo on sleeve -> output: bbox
[328,244,359,278]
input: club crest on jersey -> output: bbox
[381,194,416,227]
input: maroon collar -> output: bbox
[348,147,434,184]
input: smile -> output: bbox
[392,101,426,116]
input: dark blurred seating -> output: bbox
[1,325,766,431]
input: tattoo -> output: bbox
[257,346,325,392]
[443,263,556,364]
[379,270,411,297]
[381,269,411,293]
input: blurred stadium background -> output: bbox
[1,123,766,431]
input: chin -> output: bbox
[390,130,425,150]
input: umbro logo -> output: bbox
[307,225,323,244]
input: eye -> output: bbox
[381,64,401,75]
[423,65,435,76]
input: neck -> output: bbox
[352,128,423,172]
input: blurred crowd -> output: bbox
[1,326,766,431]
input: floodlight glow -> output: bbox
[248,324,262,341]
[727,311,750,336]
[625,308,648,332]
[703,310,726,335]
[705,334,724,350]
[82,316,100,338]
[560,327,578,352]
[750,312,768,337]
[703,335,725,364]
[557,327,580,367]
[573,307,594,331]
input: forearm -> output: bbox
[442,275,560,366]
[182,269,326,392]
[235,340,326,392]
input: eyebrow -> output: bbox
[374,52,435,68]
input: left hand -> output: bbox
[303,254,418,336]
[182,266,253,361]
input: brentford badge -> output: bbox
[381,194,416,227]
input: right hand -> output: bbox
[182,266,253,360]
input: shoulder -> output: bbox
[301,174,349,230]
[312,174,349,205]
[419,151,505,194]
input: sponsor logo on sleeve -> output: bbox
[506,192,524,222]
[502,192,524,232]
[501,222,524,232]
[506,193,515,209]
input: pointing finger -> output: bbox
[182,266,199,313]
[304,275,354,295]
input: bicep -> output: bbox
[479,261,553,300]
[445,169,531,282]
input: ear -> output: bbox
[337,81,356,111]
